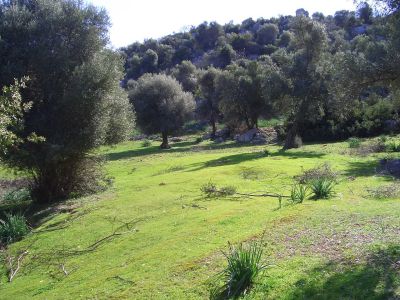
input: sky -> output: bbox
[86,0,357,48]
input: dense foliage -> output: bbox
[0,0,134,203]
[128,74,194,148]
[122,2,400,146]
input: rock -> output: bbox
[170,137,183,142]
[378,159,400,178]
[235,128,278,144]
[132,134,148,141]
[215,128,230,139]
[202,133,212,140]
[236,128,258,143]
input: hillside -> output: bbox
[1,136,399,299]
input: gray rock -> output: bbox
[236,128,258,143]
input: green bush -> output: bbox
[386,141,400,152]
[310,179,336,199]
[348,137,362,148]
[211,242,266,299]
[0,213,29,245]
[141,139,152,147]
[295,163,338,184]
[290,184,309,203]
[3,188,31,202]
[201,182,237,198]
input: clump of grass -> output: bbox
[348,137,362,148]
[210,242,266,299]
[261,149,270,157]
[355,141,386,156]
[0,213,29,245]
[240,168,264,180]
[309,179,336,199]
[201,182,237,198]
[195,137,203,144]
[367,184,400,199]
[141,139,152,147]
[386,141,400,152]
[290,184,309,203]
[295,163,338,184]
[3,188,31,202]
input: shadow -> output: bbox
[188,152,264,171]
[105,140,198,161]
[268,149,326,159]
[343,160,380,178]
[288,245,400,300]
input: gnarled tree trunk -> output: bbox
[160,131,171,149]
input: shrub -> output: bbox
[310,179,336,199]
[295,163,338,184]
[141,139,152,147]
[290,184,309,203]
[0,213,29,245]
[201,182,236,198]
[386,141,400,152]
[195,137,203,144]
[3,188,31,202]
[367,184,400,199]
[348,137,362,148]
[211,242,266,299]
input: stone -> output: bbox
[378,159,400,178]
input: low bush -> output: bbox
[386,141,400,152]
[141,139,152,147]
[201,182,237,198]
[348,137,362,148]
[310,179,336,199]
[290,184,309,203]
[295,163,338,184]
[3,188,31,202]
[0,213,29,245]
[210,242,266,299]
[367,184,400,199]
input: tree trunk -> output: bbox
[160,131,170,149]
[283,122,302,150]
[210,114,217,139]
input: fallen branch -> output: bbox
[7,250,29,282]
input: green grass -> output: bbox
[0,137,400,299]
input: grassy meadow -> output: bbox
[0,136,400,299]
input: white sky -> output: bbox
[86,0,357,48]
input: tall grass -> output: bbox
[290,184,309,203]
[211,242,266,299]
[0,213,29,245]
[310,179,336,199]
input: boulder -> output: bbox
[235,128,258,143]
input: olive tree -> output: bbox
[129,74,195,149]
[0,0,134,203]
[198,67,223,138]
[281,17,329,149]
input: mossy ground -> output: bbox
[0,136,399,299]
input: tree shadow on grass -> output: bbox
[288,245,400,300]
[187,150,326,172]
[105,140,199,161]
[342,160,388,179]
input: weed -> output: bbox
[310,179,336,199]
[348,137,362,148]
[141,139,152,147]
[386,141,400,152]
[295,163,338,184]
[201,182,237,198]
[210,242,266,299]
[290,184,309,203]
[0,213,29,245]
[3,188,31,202]
[367,184,400,199]
[240,168,264,180]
